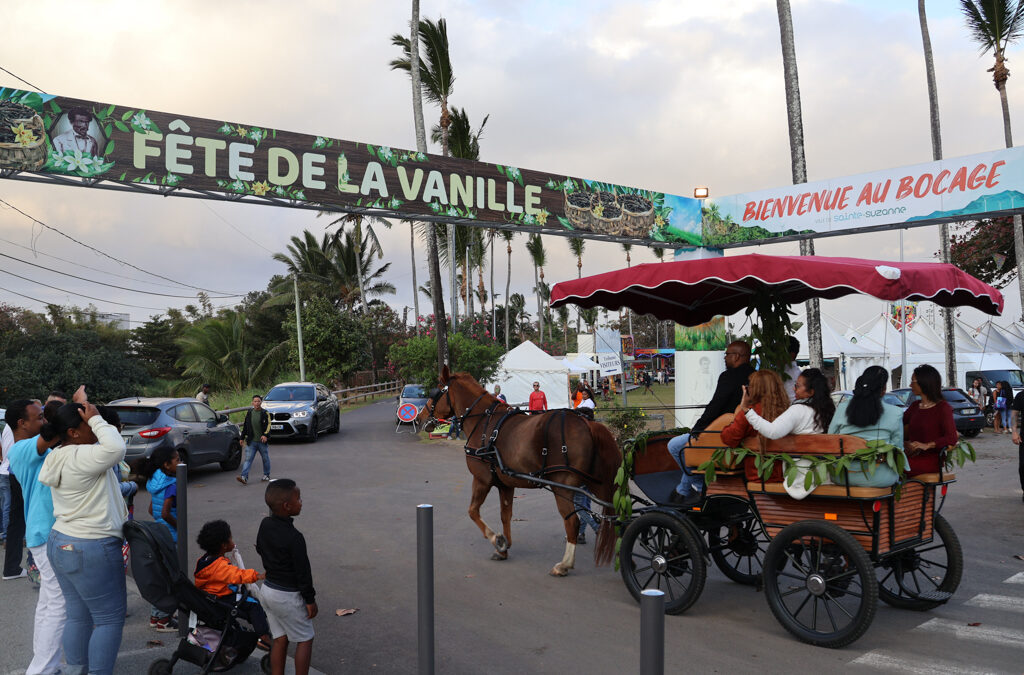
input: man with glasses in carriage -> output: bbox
[667,340,754,506]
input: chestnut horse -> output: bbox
[419,367,621,576]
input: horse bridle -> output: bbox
[425,385,493,439]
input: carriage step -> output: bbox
[915,590,953,603]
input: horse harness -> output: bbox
[428,386,601,486]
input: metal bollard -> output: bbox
[176,463,188,637]
[640,589,665,675]
[417,504,435,675]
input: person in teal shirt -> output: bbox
[6,399,63,675]
[827,366,907,487]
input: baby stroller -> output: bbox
[123,520,270,674]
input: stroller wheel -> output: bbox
[148,659,173,675]
[261,654,272,674]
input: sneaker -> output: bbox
[153,616,179,632]
[236,476,247,485]
[577,532,587,545]
[2,569,27,580]
[261,475,271,482]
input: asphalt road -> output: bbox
[2,401,1024,674]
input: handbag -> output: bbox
[996,396,1007,410]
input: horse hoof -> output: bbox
[549,565,569,577]
[494,534,509,553]
[490,551,508,561]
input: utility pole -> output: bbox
[293,274,306,381]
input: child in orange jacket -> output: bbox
[195,519,271,650]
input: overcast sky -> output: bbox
[0,0,1019,336]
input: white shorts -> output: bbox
[259,584,315,642]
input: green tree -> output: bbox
[130,315,188,379]
[0,330,150,402]
[175,313,285,394]
[388,332,503,386]
[283,295,367,386]
[526,234,547,340]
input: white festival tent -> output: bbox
[486,340,571,408]
[851,315,939,356]
[561,357,589,373]
[794,318,888,390]
[971,321,1021,354]
[568,354,602,372]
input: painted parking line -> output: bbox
[1003,571,1024,585]
[964,593,1024,613]
[850,651,1005,675]
[915,617,1024,649]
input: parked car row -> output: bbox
[830,387,985,438]
[109,380,341,472]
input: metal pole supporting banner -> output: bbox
[294,274,306,381]
[417,504,435,675]
[176,462,189,637]
[640,589,665,675]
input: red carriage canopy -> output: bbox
[549,254,1003,326]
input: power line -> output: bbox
[0,284,150,325]
[199,201,276,254]
[0,249,242,299]
[0,67,45,93]
[0,196,244,296]
[0,267,167,310]
[0,233,209,292]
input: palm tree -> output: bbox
[508,293,528,341]
[568,237,585,333]
[526,234,547,340]
[556,305,570,352]
[391,16,459,329]
[320,212,389,310]
[176,312,285,394]
[920,0,958,385]
[501,230,515,350]
[431,107,488,160]
[402,219,420,334]
[961,0,1024,318]
[392,5,448,373]
[776,0,823,369]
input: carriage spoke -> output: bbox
[777,570,810,582]
[791,590,812,616]
[780,585,807,598]
[822,596,839,632]
[824,593,853,621]
[919,559,948,571]
[811,596,819,630]
[783,549,808,575]
[640,570,657,589]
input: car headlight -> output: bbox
[292,411,309,418]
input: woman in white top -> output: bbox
[38,396,128,675]
[740,368,835,438]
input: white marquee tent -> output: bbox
[795,318,888,390]
[486,340,570,408]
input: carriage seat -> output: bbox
[746,481,893,498]
[686,429,869,472]
[908,472,956,484]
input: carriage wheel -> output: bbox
[619,512,706,615]
[877,514,962,610]
[709,511,770,586]
[763,520,877,648]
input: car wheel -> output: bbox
[220,440,242,471]
[306,418,318,443]
[177,448,190,471]
[330,410,340,433]
[961,428,980,438]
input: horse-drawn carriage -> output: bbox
[423,254,999,649]
[618,422,961,647]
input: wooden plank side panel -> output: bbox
[890,482,935,545]
[706,474,748,497]
[754,493,888,554]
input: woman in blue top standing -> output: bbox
[828,366,905,487]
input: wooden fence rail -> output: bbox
[217,380,404,415]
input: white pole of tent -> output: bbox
[900,230,908,388]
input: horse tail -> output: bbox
[589,420,621,567]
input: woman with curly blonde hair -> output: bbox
[721,370,789,448]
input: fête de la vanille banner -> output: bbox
[2,87,1023,248]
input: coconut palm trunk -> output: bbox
[777,0,822,369]
[919,0,957,384]
[409,1,447,370]
[504,232,513,350]
[409,224,420,334]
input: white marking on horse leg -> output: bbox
[550,541,576,576]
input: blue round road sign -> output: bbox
[398,403,419,422]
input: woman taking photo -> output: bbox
[38,391,128,675]
[828,366,904,487]
[903,365,958,477]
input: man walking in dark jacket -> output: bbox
[237,395,272,485]
[667,340,754,506]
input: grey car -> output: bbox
[396,384,430,424]
[107,397,242,471]
[263,382,340,442]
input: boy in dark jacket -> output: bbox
[256,479,317,675]
[237,395,272,485]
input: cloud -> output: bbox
[0,0,1019,334]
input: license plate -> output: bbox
[271,424,283,430]
[961,408,977,415]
